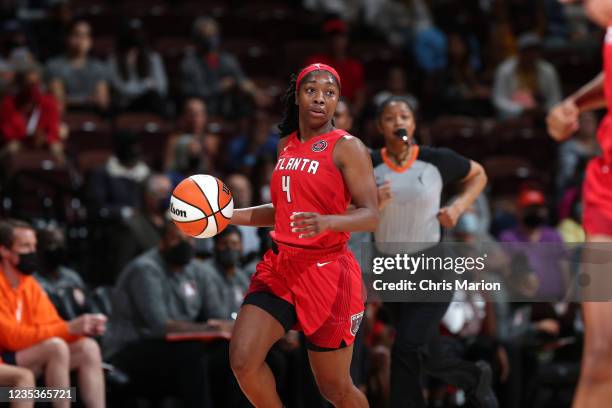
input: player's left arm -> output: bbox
[438,160,487,228]
[291,136,379,238]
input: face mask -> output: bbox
[42,247,66,271]
[16,252,38,275]
[216,249,241,268]
[522,209,545,228]
[115,144,140,166]
[187,155,201,171]
[197,35,220,53]
[163,240,194,266]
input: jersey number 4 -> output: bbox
[282,175,291,203]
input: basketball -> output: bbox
[169,175,234,238]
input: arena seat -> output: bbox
[483,155,547,197]
[114,113,171,133]
[223,39,280,77]
[65,113,113,156]
[428,116,490,160]
[4,151,79,221]
[77,150,113,174]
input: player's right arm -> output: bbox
[229,136,290,227]
[547,72,606,141]
[230,204,275,227]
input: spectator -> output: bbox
[114,173,172,272]
[164,97,219,186]
[334,96,354,132]
[88,130,150,222]
[1,21,35,67]
[225,174,261,259]
[0,219,106,408]
[46,20,110,114]
[88,131,150,283]
[103,220,233,408]
[556,111,600,196]
[0,62,64,162]
[31,0,74,62]
[492,33,562,120]
[35,224,87,313]
[0,358,35,408]
[0,59,14,97]
[373,66,419,111]
[227,110,278,173]
[107,19,168,116]
[442,32,492,116]
[499,188,569,298]
[305,18,366,116]
[197,225,249,321]
[180,16,268,119]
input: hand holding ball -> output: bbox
[169,175,234,238]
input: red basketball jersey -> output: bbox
[270,129,351,249]
[583,26,612,234]
[599,26,612,162]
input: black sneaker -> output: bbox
[469,360,499,408]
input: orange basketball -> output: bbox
[169,175,234,238]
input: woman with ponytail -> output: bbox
[228,64,378,408]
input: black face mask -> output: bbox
[215,249,241,268]
[42,247,66,271]
[16,252,39,275]
[196,35,220,54]
[163,240,194,267]
[187,155,201,172]
[115,145,140,167]
[522,209,545,228]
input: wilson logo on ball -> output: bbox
[169,175,234,238]
[169,202,187,218]
[312,140,327,152]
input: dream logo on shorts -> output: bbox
[350,311,364,336]
[312,140,327,152]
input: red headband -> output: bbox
[296,63,341,90]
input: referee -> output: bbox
[372,97,496,408]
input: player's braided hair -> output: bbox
[278,74,299,137]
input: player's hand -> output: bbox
[290,212,332,238]
[547,99,580,142]
[377,181,393,210]
[437,205,461,228]
[68,313,107,336]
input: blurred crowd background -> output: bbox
[0,0,603,407]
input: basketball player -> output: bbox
[547,1,612,406]
[228,63,378,408]
[372,96,495,408]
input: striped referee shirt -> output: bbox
[371,145,471,252]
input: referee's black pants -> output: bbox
[389,301,480,408]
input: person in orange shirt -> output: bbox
[0,219,106,408]
[0,357,35,408]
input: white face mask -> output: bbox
[260,185,271,203]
